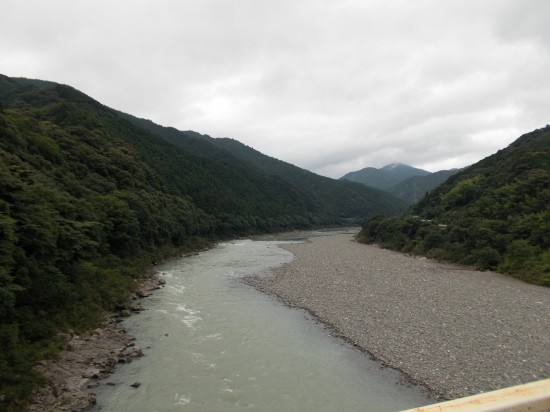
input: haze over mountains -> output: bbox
[341,163,462,205]
[341,163,431,190]
[1,73,549,409]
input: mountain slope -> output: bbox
[387,168,462,205]
[340,166,400,189]
[358,126,550,285]
[208,138,408,218]
[119,115,408,219]
[341,163,430,190]
[381,163,431,181]
[0,74,410,407]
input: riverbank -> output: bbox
[24,275,166,412]
[243,234,550,400]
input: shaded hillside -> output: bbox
[208,138,407,218]
[388,168,462,205]
[358,126,550,285]
[120,115,407,219]
[0,74,407,408]
[381,163,431,181]
[341,163,430,190]
[0,79,326,231]
[115,113,245,167]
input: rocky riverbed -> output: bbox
[244,234,550,400]
[24,276,166,412]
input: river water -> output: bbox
[92,231,431,411]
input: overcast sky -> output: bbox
[2,0,549,178]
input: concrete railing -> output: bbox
[401,378,550,412]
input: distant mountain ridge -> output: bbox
[341,163,430,190]
[209,138,408,218]
[387,168,463,204]
[119,114,407,219]
[341,162,460,205]
[381,163,432,181]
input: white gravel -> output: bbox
[244,234,550,400]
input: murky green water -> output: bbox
[92,231,431,411]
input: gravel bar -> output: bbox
[243,234,550,400]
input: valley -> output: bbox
[0,74,549,410]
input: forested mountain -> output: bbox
[120,115,407,219]
[358,126,550,286]
[212,138,407,217]
[341,163,430,190]
[381,163,432,181]
[341,163,462,205]
[0,74,406,407]
[387,168,462,205]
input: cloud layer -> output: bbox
[2,0,549,177]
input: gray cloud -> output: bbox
[1,0,548,177]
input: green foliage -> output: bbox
[120,121,408,220]
[0,322,47,407]
[358,125,550,286]
[0,75,407,407]
[341,163,430,190]
[387,168,462,205]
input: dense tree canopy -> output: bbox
[0,75,405,408]
[120,113,408,219]
[358,126,550,286]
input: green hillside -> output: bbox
[119,116,408,220]
[0,74,407,407]
[341,163,430,190]
[358,126,550,285]
[209,138,407,219]
[387,168,462,205]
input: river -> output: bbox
[92,230,431,411]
